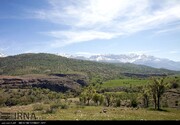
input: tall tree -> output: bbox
[104,92,113,107]
[142,85,150,108]
[149,77,169,110]
[80,85,96,105]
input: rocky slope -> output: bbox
[0,74,88,92]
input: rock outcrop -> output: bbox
[0,74,89,92]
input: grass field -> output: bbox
[102,79,148,88]
[0,103,180,120]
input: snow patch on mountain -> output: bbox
[60,53,180,71]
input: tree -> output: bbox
[90,76,103,86]
[99,94,105,105]
[86,86,96,105]
[79,93,87,104]
[141,85,150,108]
[79,85,96,105]
[149,77,169,110]
[104,92,113,107]
[92,93,100,105]
[130,93,138,108]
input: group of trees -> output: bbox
[129,77,170,110]
[79,77,170,110]
[79,86,103,106]
[79,85,139,107]
[0,76,172,111]
[0,87,64,107]
[141,77,170,110]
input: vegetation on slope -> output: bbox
[0,53,178,81]
[102,79,148,88]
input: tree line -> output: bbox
[79,77,170,110]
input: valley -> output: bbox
[1,0,180,122]
[0,53,180,120]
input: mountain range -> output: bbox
[59,53,180,71]
[0,53,178,80]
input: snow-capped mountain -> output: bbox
[133,57,180,71]
[56,53,73,58]
[60,53,180,71]
[89,54,150,63]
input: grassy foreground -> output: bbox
[0,104,179,120]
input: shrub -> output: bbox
[5,98,18,106]
[115,98,121,107]
[44,107,56,114]
[99,95,104,105]
[19,96,33,105]
[60,103,69,109]
[104,92,113,107]
[50,103,61,109]
[33,104,44,111]
[0,95,7,106]
[92,93,100,105]
[43,99,51,104]
[131,98,138,108]
[171,83,179,89]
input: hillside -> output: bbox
[0,53,120,81]
[0,74,88,93]
[0,53,179,80]
[0,53,180,112]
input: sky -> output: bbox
[0,0,180,61]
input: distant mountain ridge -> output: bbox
[59,53,180,71]
[0,53,178,79]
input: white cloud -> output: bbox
[169,51,179,54]
[34,0,180,47]
[127,50,160,55]
[155,25,180,34]
[46,30,121,47]
[75,52,100,57]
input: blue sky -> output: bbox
[0,0,180,61]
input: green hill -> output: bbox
[0,53,179,80]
